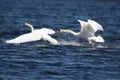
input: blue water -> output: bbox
[0,0,120,80]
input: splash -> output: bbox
[58,39,81,46]
[95,44,108,48]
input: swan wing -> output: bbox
[42,34,59,45]
[88,19,104,33]
[6,28,56,44]
[6,33,41,44]
[78,20,93,34]
[78,19,103,35]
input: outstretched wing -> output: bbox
[78,20,93,34]
[6,33,41,44]
[88,19,104,33]
[78,19,104,35]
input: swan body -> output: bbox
[6,23,59,45]
[58,19,105,44]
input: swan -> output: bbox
[57,19,105,44]
[6,23,59,45]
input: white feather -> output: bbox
[59,19,105,44]
[78,20,94,34]
[88,19,104,32]
[6,23,59,45]
[6,33,41,44]
[89,35,105,43]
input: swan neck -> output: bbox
[60,29,79,35]
[24,23,34,32]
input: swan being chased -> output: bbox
[6,23,59,45]
[57,19,105,44]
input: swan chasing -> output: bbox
[57,19,105,44]
[6,23,59,45]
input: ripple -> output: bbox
[0,0,120,80]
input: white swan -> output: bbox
[57,19,105,44]
[6,23,59,45]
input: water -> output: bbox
[0,0,120,80]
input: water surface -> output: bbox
[0,0,120,80]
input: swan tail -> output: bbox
[89,35,105,44]
[94,35,105,42]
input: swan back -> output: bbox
[39,28,55,35]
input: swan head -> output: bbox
[56,29,67,32]
[56,29,61,32]
[56,29,66,33]
[24,22,33,28]
[24,22,34,32]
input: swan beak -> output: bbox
[56,29,60,32]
